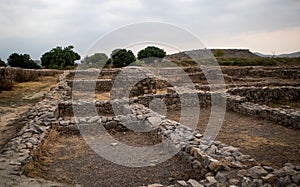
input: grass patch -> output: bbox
[0,75,59,107]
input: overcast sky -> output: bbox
[0,0,300,60]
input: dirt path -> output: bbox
[0,76,59,148]
[167,107,300,169]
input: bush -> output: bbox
[41,45,80,69]
[111,49,136,68]
[0,58,6,67]
[7,53,41,69]
[137,46,166,63]
[82,53,109,67]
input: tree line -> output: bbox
[0,45,166,69]
[81,46,166,68]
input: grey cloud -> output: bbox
[0,0,299,60]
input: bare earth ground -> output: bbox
[167,107,300,168]
[25,129,203,187]
[0,76,59,148]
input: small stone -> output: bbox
[195,133,202,138]
[78,118,86,123]
[285,163,295,169]
[215,172,227,183]
[262,174,276,184]
[246,166,268,179]
[262,184,272,187]
[273,169,287,177]
[147,116,161,128]
[282,166,297,175]
[28,137,39,145]
[192,160,202,169]
[148,184,163,187]
[206,176,217,184]
[241,177,255,187]
[9,160,21,166]
[253,179,263,186]
[229,179,240,185]
[59,120,70,126]
[187,179,204,187]
[291,174,300,184]
[88,116,100,123]
[111,143,118,146]
[277,176,291,187]
[177,180,188,186]
[263,166,274,172]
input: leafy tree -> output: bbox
[41,45,80,69]
[82,53,108,66]
[7,53,40,69]
[137,46,166,63]
[111,49,136,68]
[0,58,6,67]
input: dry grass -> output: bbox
[238,134,288,148]
[0,76,59,107]
[24,128,88,178]
[24,128,60,178]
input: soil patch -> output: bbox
[25,128,203,187]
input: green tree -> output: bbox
[82,53,108,66]
[0,58,6,67]
[137,46,166,63]
[41,45,80,69]
[7,53,40,69]
[111,49,136,68]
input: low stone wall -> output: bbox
[222,66,300,80]
[66,69,121,80]
[225,90,300,128]
[0,67,61,92]
[57,100,114,117]
[228,100,300,128]
[67,79,113,92]
[228,86,300,104]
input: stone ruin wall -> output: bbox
[55,70,300,186]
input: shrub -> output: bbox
[41,45,80,69]
[111,49,136,68]
[137,46,166,63]
[7,53,41,69]
[0,58,6,67]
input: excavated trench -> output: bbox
[25,123,203,187]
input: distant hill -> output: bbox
[277,51,300,58]
[254,51,300,58]
[254,52,273,58]
[167,49,259,61]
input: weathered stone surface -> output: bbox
[246,166,268,179]
[262,174,277,184]
[177,180,188,186]
[147,184,164,187]
[187,179,204,187]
